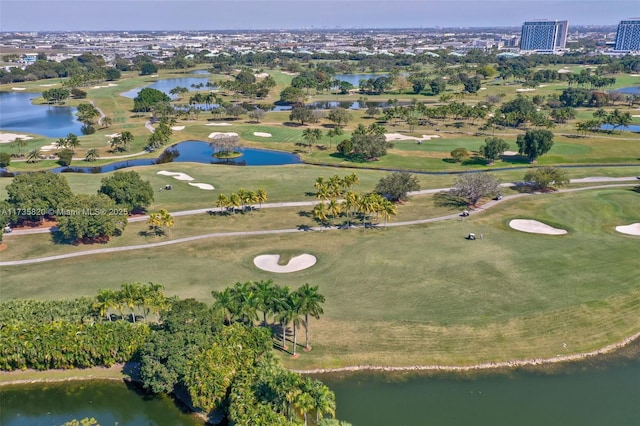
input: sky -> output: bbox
[2,0,639,31]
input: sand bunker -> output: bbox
[254,72,269,78]
[40,144,58,152]
[509,219,567,235]
[385,133,440,142]
[157,171,194,181]
[12,87,26,91]
[254,254,317,273]
[253,132,272,137]
[502,150,518,156]
[40,83,57,87]
[171,126,185,131]
[517,88,536,92]
[206,122,232,126]
[209,132,239,139]
[188,182,214,190]
[615,223,640,236]
[0,133,34,143]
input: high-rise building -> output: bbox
[614,19,640,51]
[520,20,568,51]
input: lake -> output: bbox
[333,73,391,86]
[615,86,640,95]
[0,91,82,138]
[36,141,301,174]
[120,77,213,99]
[2,356,639,426]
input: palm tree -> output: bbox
[255,188,268,209]
[379,199,397,227]
[101,116,112,128]
[229,193,241,215]
[94,289,117,321]
[295,284,325,351]
[84,148,99,162]
[119,131,134,151]
[312,203,329,226]
[326,127,343,149]
[233,281,259,326]
[302,128,322,154]
[237,188,249,212]
[294,391,315,425]
[65,133,80,152]
[212,287,238,324]
[253,279,275,327]
[307,379,336,423]
[287,293,304,357]
[216,193,229,214]
[55,137,68,150]
[342,190,359,228]
[26,149,42,163]
[327,199,341,225]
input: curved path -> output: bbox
[1,182,636,266]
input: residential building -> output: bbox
[614,19,640,51]
[520,20,568,51]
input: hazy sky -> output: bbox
[2,0,638,31]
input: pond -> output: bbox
[615,86,640,95]
[0,91,82,138]
[600,124,640,133]
[0,380,203,426]
[120,77,213,99]
[41,141,301,174]
[333,73,391,86]
[2,356,639,426]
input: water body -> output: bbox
[600,124,640,133]
[322,359,640,426]
[37,141,300,174]
[0,91,82,138]
[120,77,212,99]
[615,86,640,95]
[2,358,639,426]
[0,380,202,426]
[333,73,391,86]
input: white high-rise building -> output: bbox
[614,19,640,51]
[520,20,568,52]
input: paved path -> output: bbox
[1,182,636,266]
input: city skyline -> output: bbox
[2,0,639,32]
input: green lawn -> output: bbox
[2,188,639,369]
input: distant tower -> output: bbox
[614,19,640,51]
[520,20,569,52]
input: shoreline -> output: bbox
[2,331,639,386]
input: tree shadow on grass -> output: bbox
[433,191,468,208]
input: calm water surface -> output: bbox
[120,77,212,99]
[2,359,639,426]
[321,359,640,426]
[0,91,82,137]
[0,380,202,426]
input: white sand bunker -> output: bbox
[385,133,440,142]
[254,132,272,137]
[502,150,518,156]
[517,88,536,92]
[209,132,238,139]
[254,72,269,78]
[0,133,34,143]
[171,125,185,131]
[615,223,640,236]
[105,133,121,138]
[206,122,232,126]
[40,144,58,151]
[188,182,214,190]
[254,254,317,273]
[509,219,567,235]
[157,171,194,181]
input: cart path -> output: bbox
[1,182,637,266]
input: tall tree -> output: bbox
[450,173,501,207]
[479,137,510,164]
[516,129,554,163]
[295,284,325,352]
[98,171,154,213]
[302,128,322,154]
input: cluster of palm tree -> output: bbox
[188,91,221,111]
[55,132,80,152]
[312,173,397,228]
[211,280,325,357]
[94,282,168,323]
[215,188,268,215]
[575,108,633,135]
[146,117,174,151]
[109,130,134,152]
[147,208,174,235]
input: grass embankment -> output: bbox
[2,188,639,369]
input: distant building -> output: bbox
[21,53,38,65]
[614,19,640,51]
[520,20,568,52]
